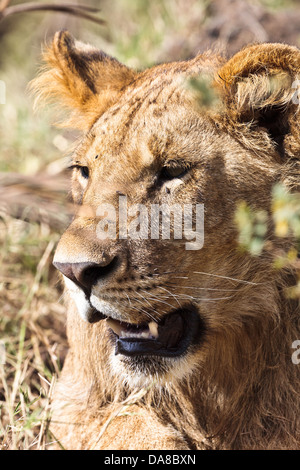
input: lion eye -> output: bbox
[70,165,89,179]
[79,166,89,179]
[161,163,189,180]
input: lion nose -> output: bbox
[53,256,119,291]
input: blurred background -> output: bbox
[0,0,299,449]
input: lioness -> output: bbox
[33,32,300,449]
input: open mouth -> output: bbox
[91,305,204,358]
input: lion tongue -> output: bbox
[157,312,183,349]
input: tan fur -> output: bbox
[32,32,300,449]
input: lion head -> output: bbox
[33,32,300,449]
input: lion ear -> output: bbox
[31,31,136,131]
[216,43,300,153]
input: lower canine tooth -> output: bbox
[148,321,158,338]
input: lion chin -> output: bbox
[32,31,300,450]
[99,303,205,388]
[67,283,206,388]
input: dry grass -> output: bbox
[0,214,68,449]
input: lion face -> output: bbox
[35,32,300,386]
[54,87,219,384]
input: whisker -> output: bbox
[134,290,154,308]
[156,286,182,307]
[122,292,161,321]
[130,294,159,322]
[131,306,166,323]
[146,265,259,287]
[193,271,259,285]
[119,299,162,322]
[141,290,178,311]
[195,296,234,301]
[125,293,132,307]
[165,283,238,292]
[163,292,234,302]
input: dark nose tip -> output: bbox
[53,256,119,292]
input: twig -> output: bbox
[0,2,105,25]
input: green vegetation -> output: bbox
[235,183,300,257]
[235,184,300,299]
